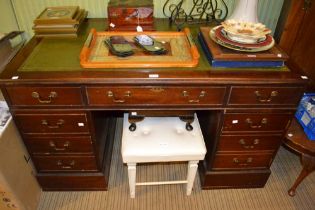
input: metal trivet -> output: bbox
[163,0,228,30]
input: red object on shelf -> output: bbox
[107,0,154,31]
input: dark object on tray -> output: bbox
[134,35,167,55]
[107,0,154,31]
[198,27,288,68]
[104,36,134,57]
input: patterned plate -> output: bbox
[215,26,273,48]
[209,26,275,52]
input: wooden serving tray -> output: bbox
[80,28,199,68]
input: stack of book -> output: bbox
[198,27,288,68]
[33,6,87,38]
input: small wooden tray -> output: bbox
[80,28,199,68]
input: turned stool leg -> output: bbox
[288,154,315,196]
[127,163,137,198]
[186,160,198,195]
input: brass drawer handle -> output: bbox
[182,90,206,103]
[245,118,267,129]
[233,157,253,166]
[239,139,260,149]
[107,91,131,103]
[41,119,65,129]
[254,90,278,103]
[32,91,57,104]
[57,160,75,169]
[49,141,70,151]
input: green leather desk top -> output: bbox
[18,19,287,72]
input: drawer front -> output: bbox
[217,134,282,152]
[222,113,292,132]
[14,113,90,134]
[33,156,98,172]
[228,86,304,106]
[86,86,226,106]
[6,86,83,106]
[212,153,273,170]
[24,136,94,155]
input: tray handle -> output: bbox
[80,28,96,61]
[184,28,200,61]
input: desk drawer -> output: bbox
[228,86,303,106]
[14,112,90,134]
[222,113,291,132]
[6,86,83,106]
[212,153,273,170]
[33,155,99,172]
[217,134,282,152]
[24,136,94,155]
[86,86,226,106]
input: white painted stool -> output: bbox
[121,113,206,198]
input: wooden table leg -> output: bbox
[288,153,315,196]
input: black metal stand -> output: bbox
[163,0,228,30]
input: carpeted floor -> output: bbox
[37,120,315,210]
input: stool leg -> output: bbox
[186,160,198,196]
[127,163,137,198]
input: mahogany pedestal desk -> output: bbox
[284,118,315,196]
[0,19,307,191]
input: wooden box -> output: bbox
[107,0,154,31]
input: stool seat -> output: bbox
[122,115,206,163]
[121,113,207,198]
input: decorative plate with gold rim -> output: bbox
[209,26,275,52]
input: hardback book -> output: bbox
[33,25,79,33]
[33,9,87,38]
[34,33,78,38]
[33,6,80,25]
[33,9,86,29]
[198,27,288,68]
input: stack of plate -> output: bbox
[210,19,274,52]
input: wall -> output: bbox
[5,0,283,37]
[0,0,19,32]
